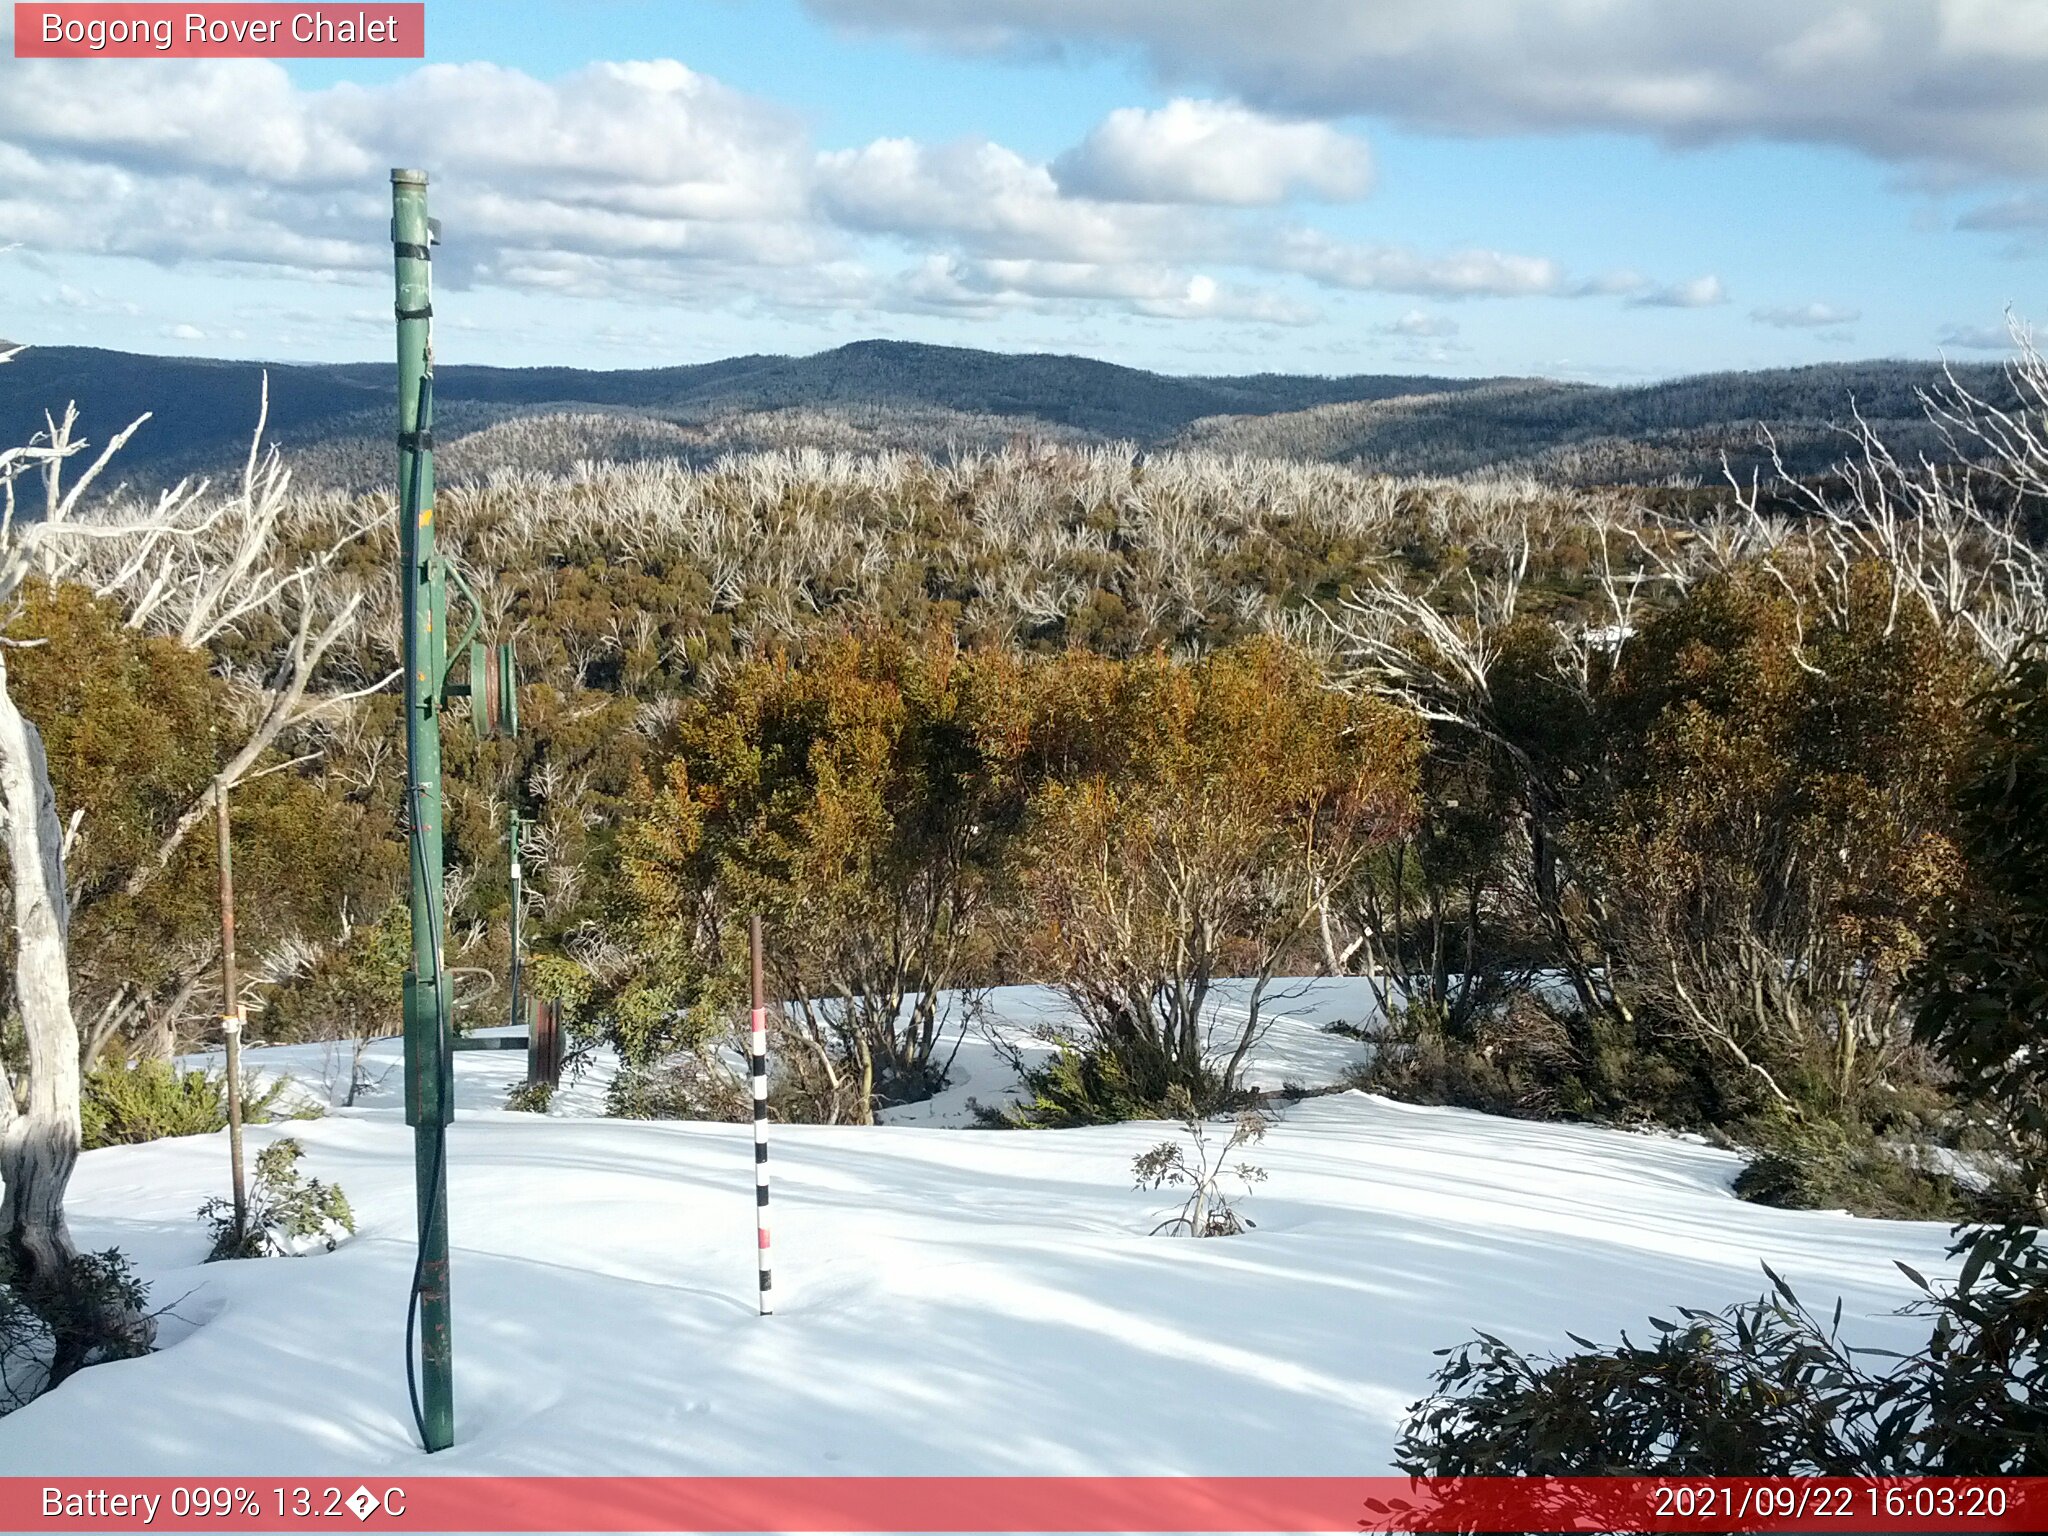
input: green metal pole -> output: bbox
[393,167,454,1453]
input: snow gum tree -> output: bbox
[1337,335,2048,1135]
[1577,563,1980,1117]
[0,354,379,1359]
[1910,643,2048,1220]
[0,364,144,1312]
[619,629,1026,1119]
[1013,637,1422,1108]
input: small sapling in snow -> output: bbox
[504,1078,556,1113]
[1133,1088,1271,1236]
[199,1138,355,1260]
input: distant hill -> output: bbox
[1173,361,2027,484]
[0,338,2015,491]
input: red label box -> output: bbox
[13,3,425,57]
[2,1477,2044,1533]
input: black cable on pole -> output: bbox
[404,783,450,1453]
[399,365,446,1455]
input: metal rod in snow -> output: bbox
[214,777,247,1243]
[749,914,773,1316]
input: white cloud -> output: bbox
[1938,321,2014,350]
[0,56,369,185]
[0,43,1711,336]
[1956,193,2048,251]
[820,137,1710,317]
[1958,193,2048,230]
[1380,309,1458,338]
[817,136,1224,265]
[1626,274,1728,309]
[900,254,1314,322]
[1751,301,1861,328]
[1273,230,1568,298]
[809,0,2048,180]
[164,323,206,340]
[0,56,829,289]
[1052,99,1372,205]
[43,283,141,316]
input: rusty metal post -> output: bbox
[523,993,538,1088]
[214,777,248,1242]
[541,999,563,1088]
[508,807,525,1068]
[528,998,560,1089]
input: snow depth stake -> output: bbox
[750,915,773,1316]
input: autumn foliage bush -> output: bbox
[1397,633,2048,1477]
[1008,638,1419,1117]
[606,633,1419,1124]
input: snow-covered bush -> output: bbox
[1132,1091,1270,1237]
[200,1138,354,1260]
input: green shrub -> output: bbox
[259,902,408,1044]
[989,1035,1224,1127]
[81,1060,298,1150]
[606,1057,749,1122]
[1,1248,152,1414]
[1909,643,2048,1221]
[1734,1116,1973,1221]
[1349,1002,1530,1118]
[1397,1224,2048,1476]
[199,1138,354,1260]
[1352,999,1752,1130]
[504,1079,556,1114]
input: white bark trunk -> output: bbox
[0,654,82,1284]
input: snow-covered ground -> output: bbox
[880,979,1385,1127]
[191,979,1387,1128]
[3,981,1956,1476]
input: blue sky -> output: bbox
[2,0,2042,379]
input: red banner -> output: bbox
[2,1477,2043,1532]
[12,4,424,57]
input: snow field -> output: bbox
[1,981,1957,1476]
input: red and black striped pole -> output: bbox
[749,915,773,1316]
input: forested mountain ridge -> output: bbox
[1174,361,2021,481]
[0,339,1502,479]
[0,337,2015,489]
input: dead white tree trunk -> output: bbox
[0,650,82,1287]
[0,353,371,1344]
